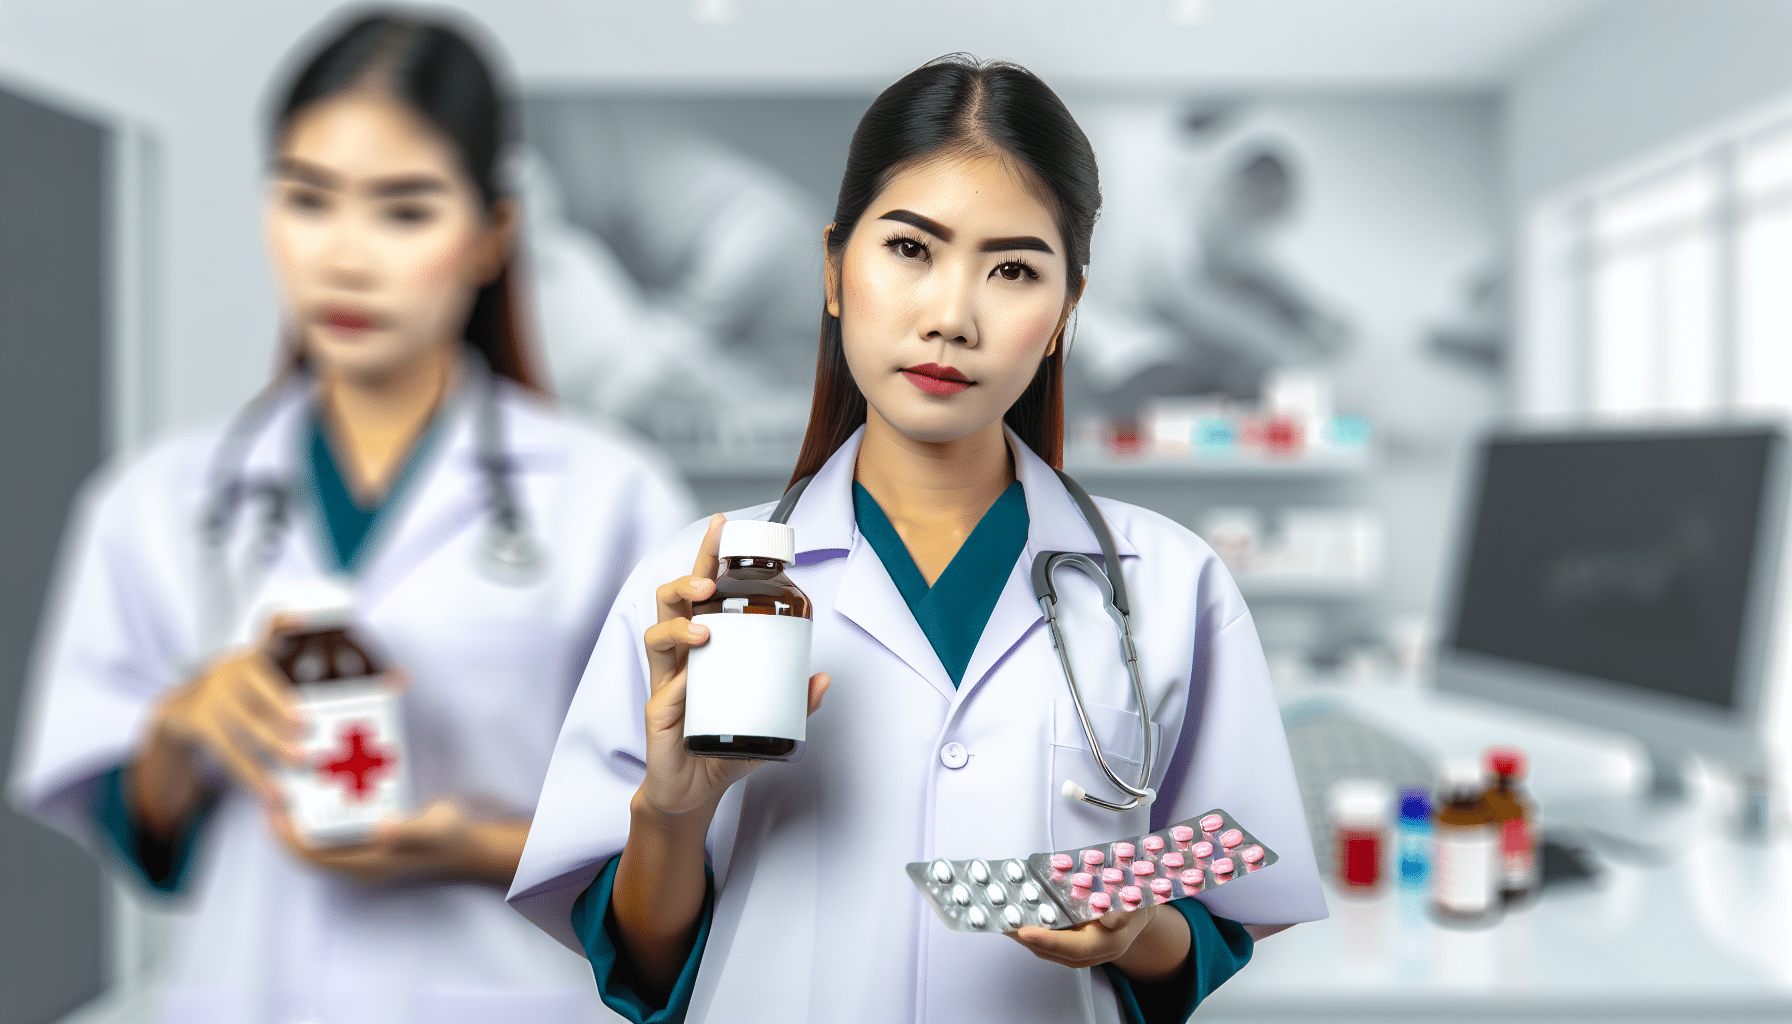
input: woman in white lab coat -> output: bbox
[509,56,1327,1023]
[10,11,690,1023]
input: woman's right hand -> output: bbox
[137,618,305,827]
[637,514,830,820]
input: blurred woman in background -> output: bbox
[11,9,690,1022]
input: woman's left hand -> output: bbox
[1009,902,1190,979]
[268,799,528,886]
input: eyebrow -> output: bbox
[980,235,1055,255]
[879,209,952,241]
[274,158,449,198]
[877,209,1056,256]
[275,157,338,189]
[370,175,449,199]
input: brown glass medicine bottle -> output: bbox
[684,520,813,761]
[1432,758,1499,923]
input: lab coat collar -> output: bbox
[1009,425,1139,560]
[783,423,1138,561]
[229,356,553,609]
[780,426,863,562]
[789,423,1139,700]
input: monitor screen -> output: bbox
[1449,430,1777,712]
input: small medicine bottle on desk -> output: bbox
[1483,746,1538,905]
[266,579,408,847]
[1397,787,1431,887]
[1432,758,1499,923]
[684,520,813,762]
[1328,779,1392,896]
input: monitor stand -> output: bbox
[1544,745,1692,858]
[1547,745,1776,854]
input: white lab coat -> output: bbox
[10,371,694,1024]
[509,425,1327,1024]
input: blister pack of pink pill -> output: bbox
[907,810,1277,933]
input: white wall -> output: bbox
[0,0,1594,438]
[1506,0,1792,208]
[1504,0,1792,791]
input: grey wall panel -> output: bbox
[0,84,108,1024]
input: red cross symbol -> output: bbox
[316,722,394,802]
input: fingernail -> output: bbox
[692,625,709,638]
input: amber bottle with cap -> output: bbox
[684,519,813,761]
[265,578,408,846]
[1483,746,1539,904]
[1432,758,1499,922]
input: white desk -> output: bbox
[1197,684,1792,1022]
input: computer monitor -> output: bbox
[1436,424,1788,837]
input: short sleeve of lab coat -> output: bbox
[1147,555,1329,926]
[508,518,715,953]
[9,443,202,847]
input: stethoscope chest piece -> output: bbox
[479,523,547,586]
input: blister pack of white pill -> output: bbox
[906,810,1278,933]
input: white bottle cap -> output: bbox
[1441,757,1486,798]
[254,575,358,630]
[1327,778,1393,827]
[719,520,796,564]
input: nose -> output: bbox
[918,269,977,348]
[320,217,376,290]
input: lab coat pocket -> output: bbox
[1049,698,1160,847]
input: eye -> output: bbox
[285,188,328,215]
[385,203,436,227]
[992,260,1039,282]
[885,234,929,262]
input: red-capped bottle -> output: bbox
[1483,746,1538,905]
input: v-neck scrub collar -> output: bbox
[305,403,446,575]
[852,479,1030,687]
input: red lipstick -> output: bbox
[901,362,972,396]
[319,306,382,334]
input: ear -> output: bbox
[822,223,842,318]
[479,199,518,286]
[1046,278,1088,358]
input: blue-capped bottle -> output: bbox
[1397,787,1432,887]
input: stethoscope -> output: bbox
[770,468,1157,813]
[197,353,545,645]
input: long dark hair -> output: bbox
[270,7,542,391]
[789,54,1101,486]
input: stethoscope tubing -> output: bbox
[196,355,540,647]
[774,466,1156,813]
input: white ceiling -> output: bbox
[492,0,1623,91]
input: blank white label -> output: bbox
[1434,826,1496,914]
[282,680,407,846]
[685,613,812,741]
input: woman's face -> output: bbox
[265,89,506,382]
[831,151,1073,445]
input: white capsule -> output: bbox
[1038,904,1059,926]
[951,884,971,906]
[986,883,1007,905]
[967,905,989,929]
[970,859,991,884]
[1003,905,1023,928]
[1005,859,1027,883]
[1020,881,1041,903]
[930,860,954,884]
